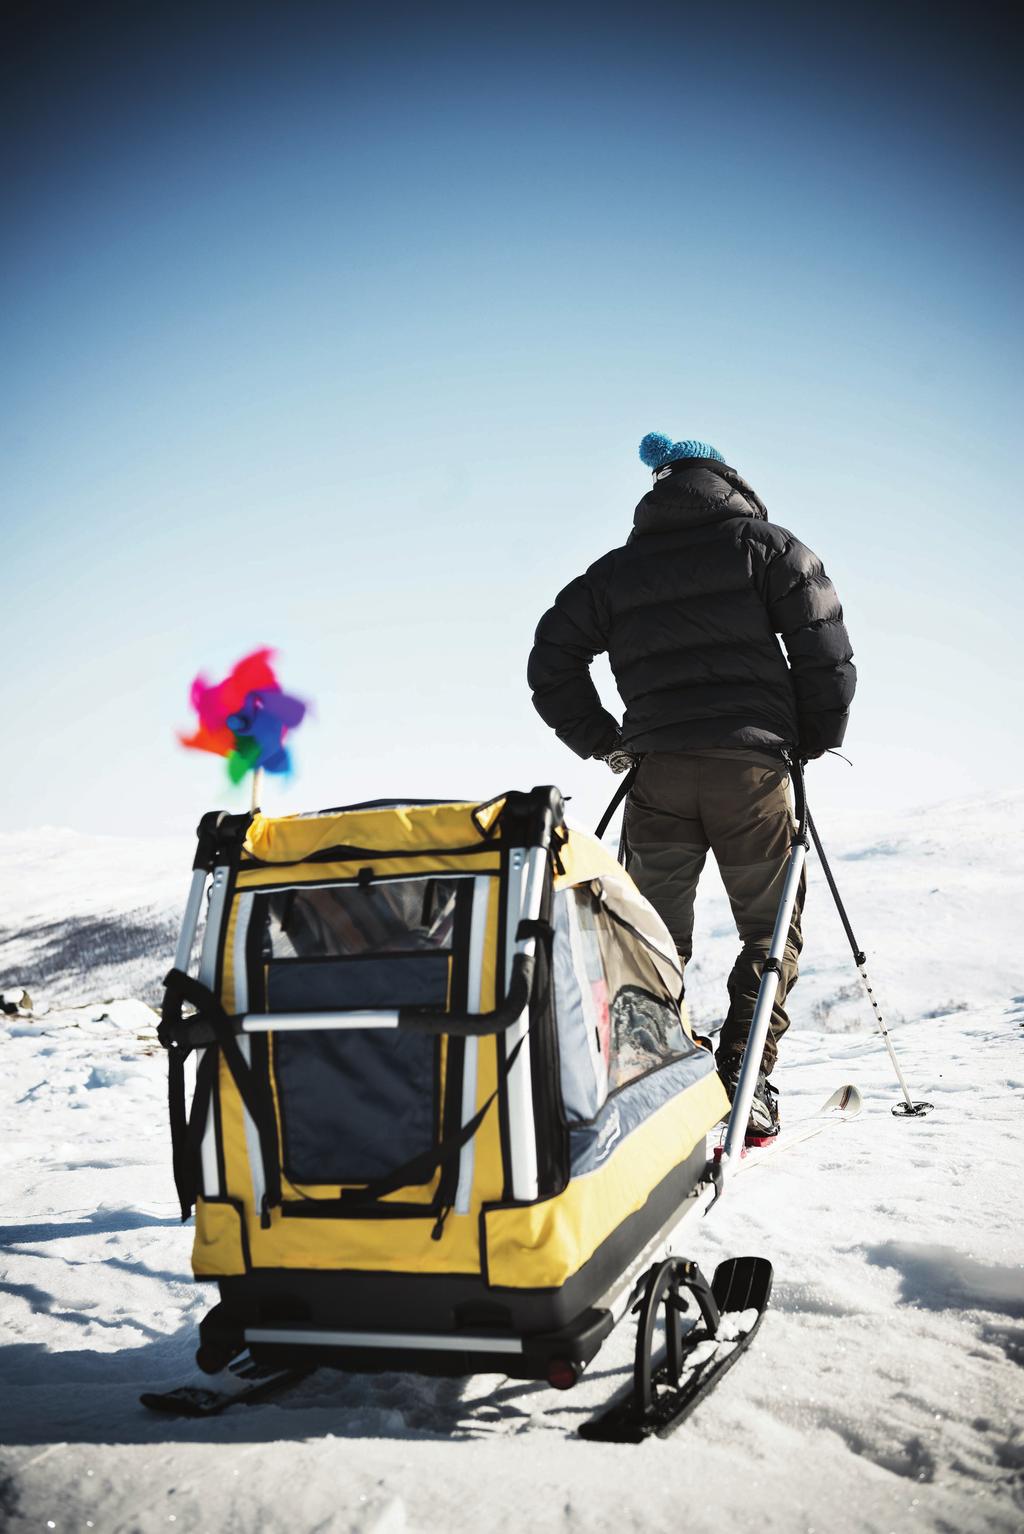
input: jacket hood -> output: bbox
[632,459,768,537]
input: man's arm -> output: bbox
[755,532,857,758]
[527,570,623,759]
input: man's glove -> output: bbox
[601,747,639,775]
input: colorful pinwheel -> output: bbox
[179,648,308,797]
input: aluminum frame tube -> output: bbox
[504,845,545,1202]
[195,862,233,1198]
[454,874,493,1214]
[173,869,209,973]
[242,1012,400,1032]
[245,1325,525,1355]
[720,839,807,1167]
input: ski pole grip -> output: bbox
[790,757,808,845]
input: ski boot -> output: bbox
[717,1056,780,1147]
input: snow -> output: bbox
[1,791,1022,1532]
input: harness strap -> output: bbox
[166,1041,192,1220]
[160,963,536,1233]
[161,969,282,1222]
[173,1046,217,1221]
[594,762,640,842]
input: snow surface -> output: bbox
[1,791,1022,1532]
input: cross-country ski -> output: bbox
[717,1083,863,1169]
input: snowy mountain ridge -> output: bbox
[3,786,1020,1026]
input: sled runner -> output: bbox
[149,785,800,1434]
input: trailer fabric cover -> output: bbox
[274,1029,438,1185]
[551,863,690,1125]
[551,894,604,1123]
[184,797,729,1300]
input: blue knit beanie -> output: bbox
[639,432,725,471]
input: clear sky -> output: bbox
[3,1,1021,839]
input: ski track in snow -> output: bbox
[1,794,1022,1533]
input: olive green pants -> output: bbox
[623,750,805,1074]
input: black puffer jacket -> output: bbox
[528,458,856,760]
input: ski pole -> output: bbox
[806,808,933,1119]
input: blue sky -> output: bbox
[3,2,1021,837]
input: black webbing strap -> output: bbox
[339,921,551,1224]
[161,969,282,1222]
[336,1032,527,1223]
[166,1041,193,1220]
[469,791,506,840]
[594,762,640,842]
[170,1046,217,1222]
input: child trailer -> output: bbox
[150,786,783,1437]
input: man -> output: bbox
[527,433,856,1140]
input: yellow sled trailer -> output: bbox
[156,787,758,1420]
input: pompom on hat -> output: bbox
[639,432,725,471]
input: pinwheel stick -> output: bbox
[251,767,263,813]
